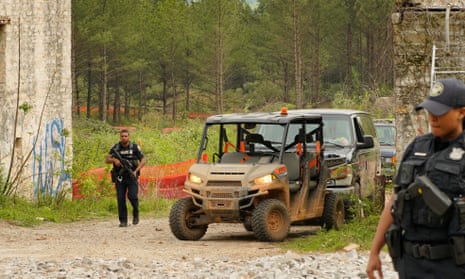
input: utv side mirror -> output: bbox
[357,135,374,149]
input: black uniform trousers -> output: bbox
[397,254,465,279]
[115,175,139,224]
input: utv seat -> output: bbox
[282,152,301,192]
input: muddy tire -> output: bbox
[251,199,290,242]
[169,198,208,241]
[243,216,253,232]
[323,193,345,230]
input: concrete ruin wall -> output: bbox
[0,1,72,199]
[393,0,465,161]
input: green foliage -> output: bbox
[36,185,68,208]
[73,117,203,172]
[281,193,389,253]
[0,194,174,227]
[139,197,176,218]
[77,170,115,200]
[71,119,118,174]
[281,215,380,252]
[71,117,203,206]
[19,103,33,113]
[0,166,8,196]
[73,0,395,123]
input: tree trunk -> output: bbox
[215,1,224,114]
[345,0,356,97]
[184,49,191,112]
[171,74,177,122]
[113,86,119,123]
[346,22,353,97]
[311,37,321,106]
[161,64,167,115]
[138,71,143,121]
[99,44,108,122]
[124,86,129,121]
[86,60,92,119]
[293,0,303,109]
[283,61,290,103]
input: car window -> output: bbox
[357,115,377,138]
[375,125,396,145]
[323,117,353,146]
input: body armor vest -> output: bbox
[393,132,465,242]
[112,142,140,173]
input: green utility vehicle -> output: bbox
[169,109,346,242]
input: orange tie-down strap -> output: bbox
[223,141,236,153]
[308,141,321,171]
[239,141,246,153]
[308,158,317,169]
[296,142,303,156]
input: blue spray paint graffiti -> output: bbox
[32,118,71,197]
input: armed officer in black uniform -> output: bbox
[106,129,146,227]
[367,78,465,278]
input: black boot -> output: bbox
[133,215,139,225]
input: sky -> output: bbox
[245,0,259,9]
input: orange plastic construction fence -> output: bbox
[72,159,196,200]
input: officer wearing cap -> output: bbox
[367,78,465,278]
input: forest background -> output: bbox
[73,0,395,125]
[0,0,396,234]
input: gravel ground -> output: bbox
[0,217,397,278]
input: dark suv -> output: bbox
[259,109,384,208]
[374,119,396,182]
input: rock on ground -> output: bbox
[0,217,397,278]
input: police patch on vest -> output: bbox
[449,147,465,160]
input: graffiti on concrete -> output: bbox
[32,118,71,197]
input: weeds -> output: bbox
[0,195,174,227]
[281,214,380,252]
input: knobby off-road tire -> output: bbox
[169,198,208,241]
[323,193,345,230]
[243,216,253,232]
[251,199,290,242]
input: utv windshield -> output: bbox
[197,111,323,163]
[199,122,321,163]
[258,123,320,147]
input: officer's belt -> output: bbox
[403,241,451,260]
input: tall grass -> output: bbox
[72,117,205,174]
[281,215,380,252]
[0,194,175,227]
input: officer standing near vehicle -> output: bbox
[366,78,465,278]
[106,129,146,227]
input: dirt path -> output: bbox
[0,217,319,262]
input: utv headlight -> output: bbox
[189,173,202,184]
[254,174,275,185]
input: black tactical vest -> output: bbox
[394,132,465,242]
[112,142,140,173]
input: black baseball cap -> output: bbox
[415,78,465,115]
